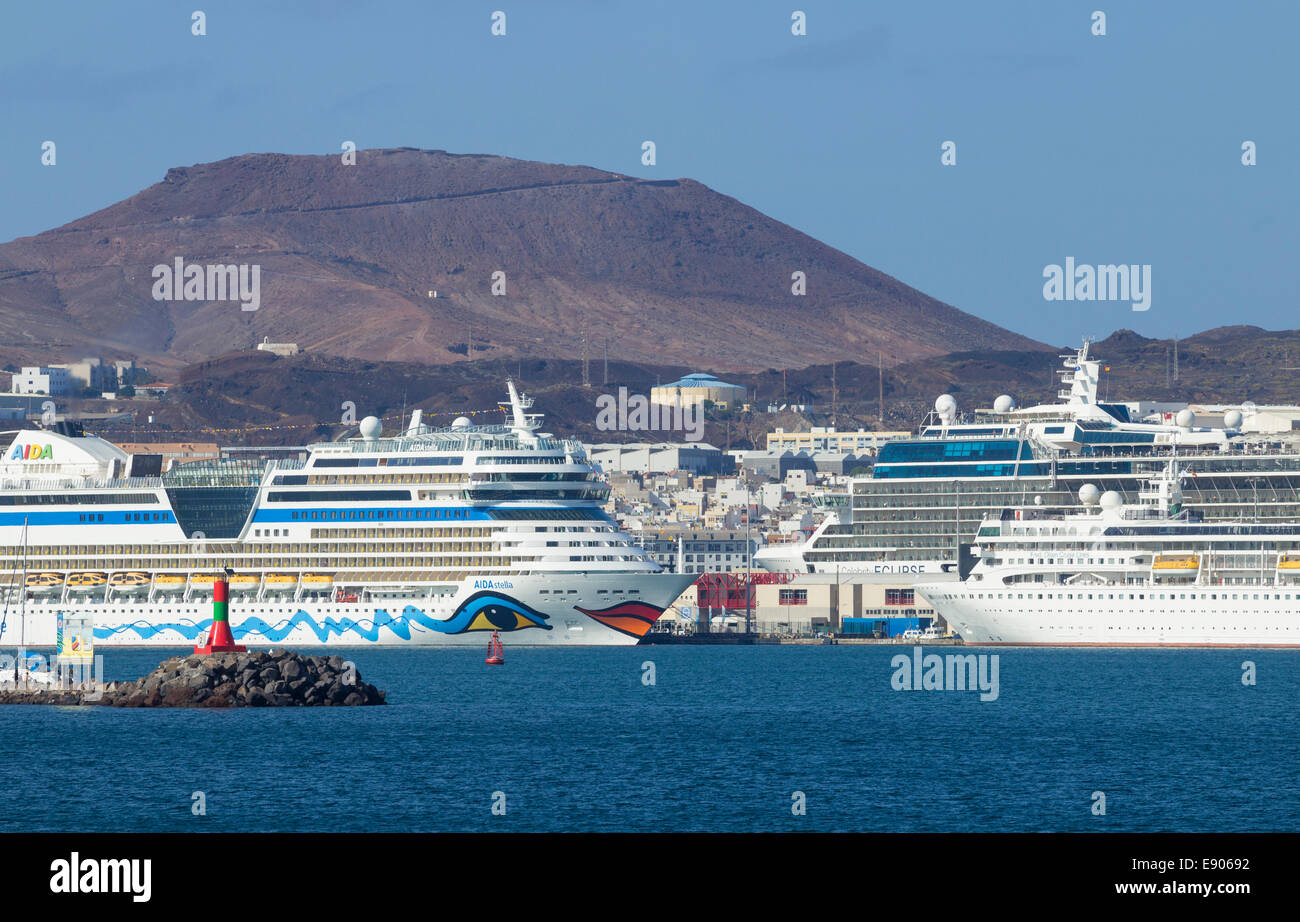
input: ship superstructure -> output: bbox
[0,381,693,646]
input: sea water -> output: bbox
[1,646,1294,832]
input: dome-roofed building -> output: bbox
[651,373,747,410]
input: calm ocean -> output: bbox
[2,646,1295,832]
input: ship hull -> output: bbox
[3,572,695,648]
[917,582,1300,647]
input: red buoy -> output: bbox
[485,630,504,665]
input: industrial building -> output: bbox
[589,441,734,475]
[732,449,864,478]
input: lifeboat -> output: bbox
[66,572,108,592]
[1152,554,1200,571]
[153,573,187,593]
[301,573,334,588]
[264,573,298,591]
[109,571,151,594]
[26,572,64,595]
[1279,554,1300,570]
[228,573,260,593]
[188,572,218,592]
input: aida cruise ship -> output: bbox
[0,382,693,647]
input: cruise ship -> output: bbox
[0,382,694,647]
[756,341,1300,581]
[918,466,1300,646]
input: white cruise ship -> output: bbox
[0,382,693,647]
[757,340,1300,583]
[917,466,1300,646]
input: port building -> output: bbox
[753,574,943,636]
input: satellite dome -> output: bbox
[993,394,1016,413]
[1176,408,1195,428]
[451,416,472,429]
[1078,483,1101,506]
[1033,494,1043,506]
[935,394,957,414]
[1224,409,1243,429]
[358,416,382,440]
[1100,490,1123,510]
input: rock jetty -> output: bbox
[0,649,386,707]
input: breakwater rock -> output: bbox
[0,650,386,707]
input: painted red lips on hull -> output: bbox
[573,600,665,639]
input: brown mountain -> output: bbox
[0,148,1046,374]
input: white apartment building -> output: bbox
[766,426,910,454]
[11,366,72,396]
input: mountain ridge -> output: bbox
[68,325,1300,449]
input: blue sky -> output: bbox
[2,0,1295,347]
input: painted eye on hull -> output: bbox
[467,607,541,632]
[447,591,553,634]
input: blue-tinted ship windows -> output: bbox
[876,439,1030,465]
[164,485,259,539]
[873,462,1049,479]
[312,458,380,468]
[1098,403,1132,423]
[1079,430,1155,445]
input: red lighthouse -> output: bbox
[195,575,247,654]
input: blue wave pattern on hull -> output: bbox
[93,608,434,643]
[91,592,554,643]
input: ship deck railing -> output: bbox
[0,475,166,491]
[311,430,584,456]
